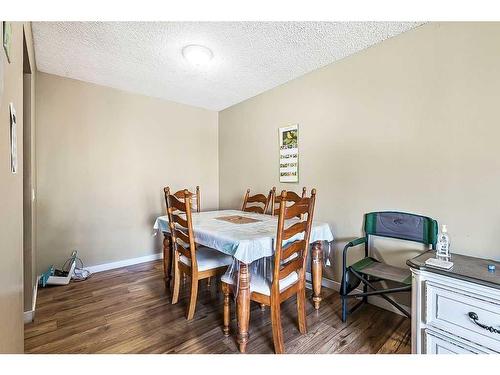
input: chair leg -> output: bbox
[341,295,347,322]
[186,276,199,320]
[340,265,349,322]
[162,236,169,286]
[297,285,307,334]
[222,283,230,336]
[171,260,181,304]
[271,300,285,354]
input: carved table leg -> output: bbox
[311,241,323,310]
[222,283,230,336]
[163,233,172,288]
[237,262,251,353]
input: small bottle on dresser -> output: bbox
[436,224,451,260]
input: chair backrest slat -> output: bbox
[282,221,307,241]
[281,239,305,261]
[241,188,272,214]
[246,194,268,204]
[284,200,310,220]
[172,214,188,229]
[272,189,316,294]
[173,227,191,247]
[168,193,188,212]
[242,205,265,214]
[271,186,307,217]
[175,242,192,259]
[279,257,303,280]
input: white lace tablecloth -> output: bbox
[153,209,334,264]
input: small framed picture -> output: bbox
[279,124,299,183]
[9,103,17,174]
[3,21,12,63]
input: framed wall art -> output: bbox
[3,21,12,63]
[279,124,299,183]
[9,103,17,174]
[0,22,4,102]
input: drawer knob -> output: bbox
[468,311,500,334]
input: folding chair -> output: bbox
[340,211,438,322]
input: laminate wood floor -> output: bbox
[25,260,411,354]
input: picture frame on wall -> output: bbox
[279,124,299,183]
[0,22,4,102]
[9,103,17,174]
[3,21,12,63]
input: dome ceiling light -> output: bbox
[182,44,214,67]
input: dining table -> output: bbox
[153,209,334,352]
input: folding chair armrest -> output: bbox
[345,237,366,249]
[342,237,367,270]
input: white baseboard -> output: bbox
[24,310,34,324]
[86,252,163,274]
[305,272,410,317]
[24,276,40,324]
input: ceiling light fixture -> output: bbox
[182,44,214,67]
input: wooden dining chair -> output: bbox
[270,186,307,217]
[222,189,317,353]
[166,188,233,320]
[162,186,201,286]
[241,188,273,214]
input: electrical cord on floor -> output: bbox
[61,251,91,282]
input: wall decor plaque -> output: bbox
[279,124,299,183]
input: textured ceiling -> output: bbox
[32,22,422,111]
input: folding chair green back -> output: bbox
[340,211,438,322]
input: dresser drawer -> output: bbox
[424,329,492,354]
[425,281,500,352]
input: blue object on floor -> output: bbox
[39,266,55,288]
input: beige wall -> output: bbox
[219,22,500,284]
[36,73,218,272]
[0,22,36,353]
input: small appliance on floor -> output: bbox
[39,251,77,287]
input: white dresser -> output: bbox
[408,252,500,354]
